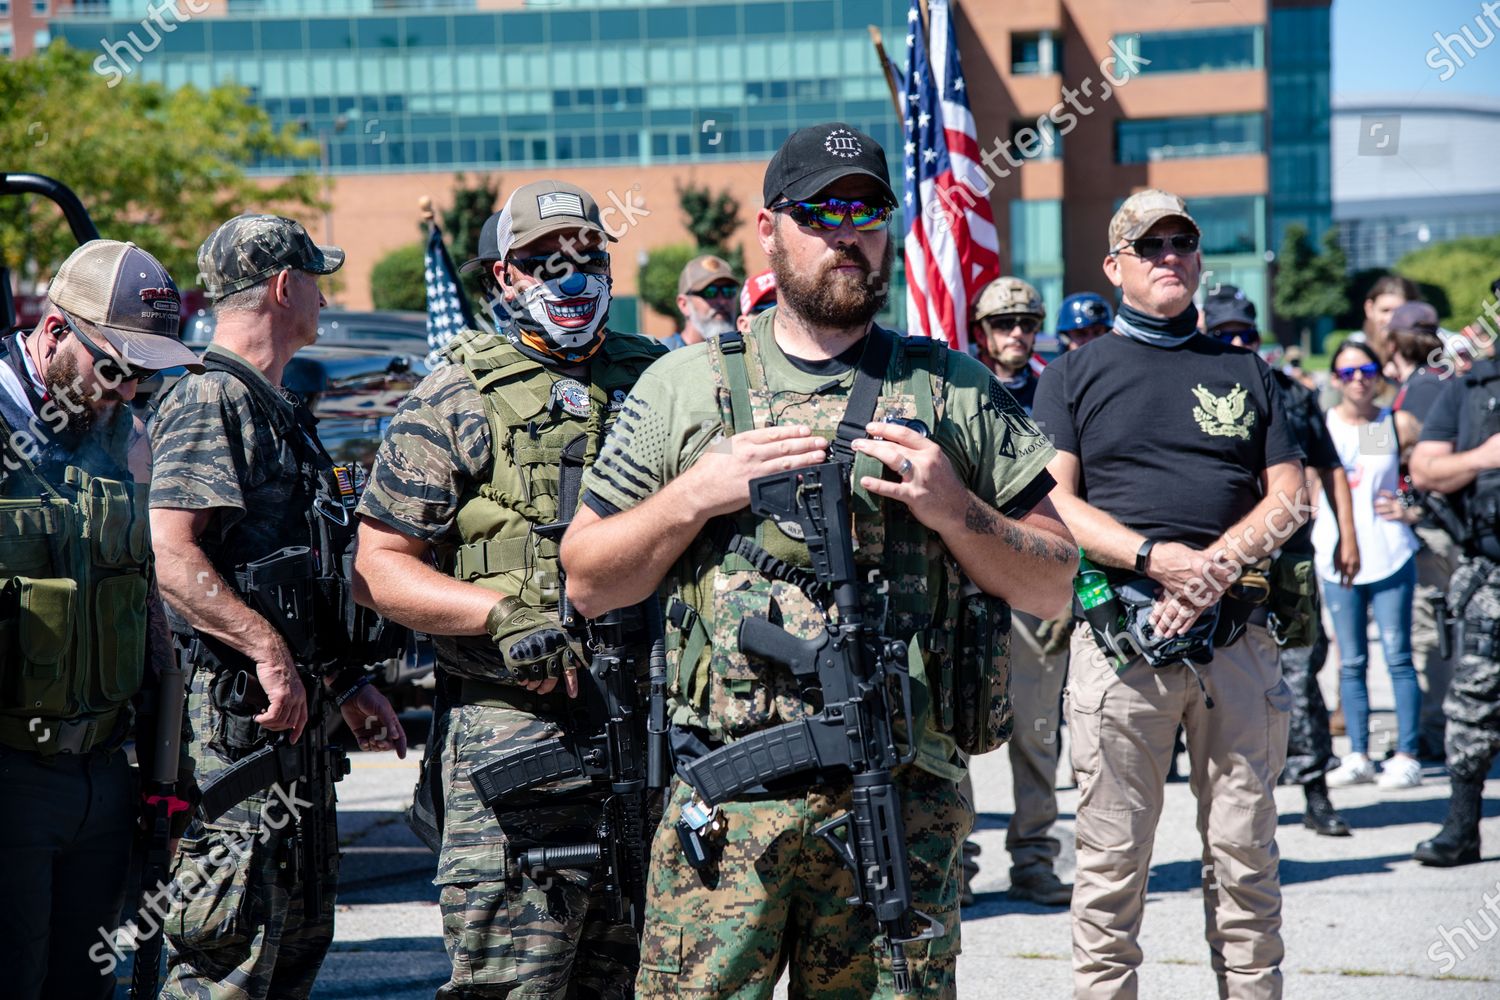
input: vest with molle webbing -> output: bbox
[443,328,664,681]
[0,366,151,756]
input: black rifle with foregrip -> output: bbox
[678,461,942,995]
[468,433,666,933]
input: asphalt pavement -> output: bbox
[115,662,1500,998]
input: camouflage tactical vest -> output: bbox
[0,394,150,755]
[662,313,1013,774]
[446,328,664,611]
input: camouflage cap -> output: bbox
[973,276,1045,322]
[197,214,344,299]
[460,180,617,275]
[48,239,203,373]
[1108,189,1199,250]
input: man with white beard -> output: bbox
[663,253,740,350]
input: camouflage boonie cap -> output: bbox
[973,276,1044,322]
[197,213,344,299]
[1108,189,1199,250]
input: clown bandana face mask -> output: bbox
[507,269,612,364]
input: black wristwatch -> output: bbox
[1134,538,1157,574]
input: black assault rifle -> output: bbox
[468,434,667,933]
[129,645,190,1000]
[192,547,351,919]
[679,461,943,994]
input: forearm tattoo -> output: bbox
[965,498,1072,564]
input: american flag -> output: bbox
[423,221,476,367]
[902,0,1000,350]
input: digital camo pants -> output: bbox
[637,767,969,999]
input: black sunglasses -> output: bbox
[506,250,611,281]
[1113,233,1200,259]
[61,312,159,383]
[695,281,740,301]
[982,315,1042,336]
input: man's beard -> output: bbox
[997,343,1032,373]
[43,349,107,438]
[769,229,893,329]
[696,314,736,339]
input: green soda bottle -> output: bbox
[1075,550,1126,665]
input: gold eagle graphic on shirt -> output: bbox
[1191,383,1255,440]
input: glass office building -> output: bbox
[55,0,910,175]
[43,0,1329,331]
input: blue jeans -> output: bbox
[1323,557,1421,757]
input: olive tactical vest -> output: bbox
[661,315,1014,773]
[0,364,151,755]
[446,328,664,612]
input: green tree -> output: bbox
[369,242,427,312]
[440,173,500,304]
[0,42,321,293]
[677,181,745,276]
[1397,234,1500,330]
[638,243,697,327]
[1273,224,1349,346]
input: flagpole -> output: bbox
[419,194,435,226]
[868,26,905,119]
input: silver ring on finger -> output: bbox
[898,458,914,479]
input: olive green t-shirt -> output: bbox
[581,315,1055,519]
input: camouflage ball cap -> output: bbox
[973,276,1044,322]
[1108,189,1199,250]
[198,213,344,299]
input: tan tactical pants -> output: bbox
[1007,611,1069,874]
[1066,623,1290,1000]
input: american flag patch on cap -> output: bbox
[537,191,584,219]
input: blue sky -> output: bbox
[1335,0,1500,99]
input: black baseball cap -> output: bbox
[1204,285,1257,333]
[762,122,895,208]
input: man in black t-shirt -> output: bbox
[1408,363,1500,867]
[1206,290,1360,838]
[1033,189,1306,999]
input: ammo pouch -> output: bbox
[207,658,273,756]
[947,578,1013,756]
[236,546,317,663]
[1266,551,1318,648]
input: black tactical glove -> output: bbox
[486,597,571,682]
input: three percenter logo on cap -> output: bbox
[824,128,862,159]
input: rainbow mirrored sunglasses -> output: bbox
[768,197,893,232]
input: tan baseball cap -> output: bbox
[460,180,616,275]
[48,240,203,373]
[677,254,738,296]
[1108,189,1199,250]
[973,276,1045,322]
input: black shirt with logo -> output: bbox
[1032,333,1303,550]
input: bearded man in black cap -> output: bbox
[561,122,1073,999]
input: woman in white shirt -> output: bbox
[1314,341,1425,789]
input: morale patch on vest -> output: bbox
[1191,383,1255,441]
[610,388,627,411]
[551,377,591,417]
